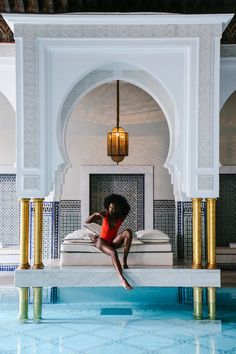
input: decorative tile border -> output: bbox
[0,264,18,271]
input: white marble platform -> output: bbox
[14,265,221,288]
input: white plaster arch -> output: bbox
[56,62,178,199]
[220,58,236,110]
[0,46,15,111]
[0,90,16,172]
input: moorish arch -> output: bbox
[56,63,178,200]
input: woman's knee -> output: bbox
[110,248,118,258]
[124,229,132,240]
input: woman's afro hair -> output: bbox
[104,194,130,219]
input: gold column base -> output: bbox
[32,262,44,270]
[206,263,216,270]
[192,263,202,269]
[18,287,29,323]
[208,287,216,320]
[33,287,43,323]
[17,263,31,270]
[193,287,202,320]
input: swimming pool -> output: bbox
[0,287,236,354]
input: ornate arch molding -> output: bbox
[58,63,177,199]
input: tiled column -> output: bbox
[33,199,44,269]
[192,198,203,269]
[206,198,216,269]
[19,199,30,269]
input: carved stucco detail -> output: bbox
[23,37,39,168]
[23,175,40,190]
[198,175,213,190]
[198,36,214,168]
[15,24,222,40]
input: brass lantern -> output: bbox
[107,80,129,164]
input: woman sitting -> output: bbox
[85,194,133,290]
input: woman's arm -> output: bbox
[85,211,105,224]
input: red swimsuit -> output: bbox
[100,214,122,244]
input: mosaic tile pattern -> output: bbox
[0,175,19,246]
[90,174,144,234]
[177,201,207,263]
[217,174,236,246]
[58,200,81,248]
[153,200,176,257]
[30,202,53,260]
[52,202,59,259]
[0,265,18,271]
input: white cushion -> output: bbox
[64,229,94,241]
[63,239,94,243]
[135,229,170,243]
[83,223,102,236]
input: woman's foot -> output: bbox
[123,263,129,269]
[121,277,133,290]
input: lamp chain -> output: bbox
[117,80,119,128]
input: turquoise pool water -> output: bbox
[0,287,236,354]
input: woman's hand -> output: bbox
[85,211,104,223]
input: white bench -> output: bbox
[60,239,173,266]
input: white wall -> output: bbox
[62,81,174,200]
[0,92,15,166]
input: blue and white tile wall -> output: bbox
[30,202,54,260]
[177,201,207,264]
[0,175,19,246]
[154,200,176,257]
[58,200,81,248]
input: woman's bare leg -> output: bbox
[95,237,132,290]
[112,229,132,269]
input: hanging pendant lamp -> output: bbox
[107,80,129,164]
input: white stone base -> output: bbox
[14,266,221,288]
